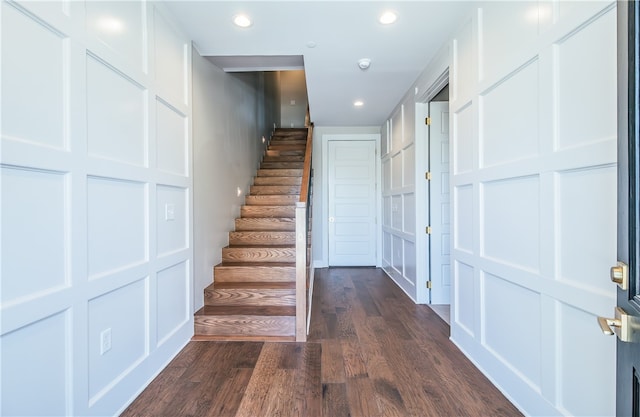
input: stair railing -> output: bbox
[295,119,313,342]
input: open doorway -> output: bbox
[426,85,450,324]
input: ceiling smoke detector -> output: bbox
[358,58,371,70]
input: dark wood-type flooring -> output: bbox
[121,268,522,417]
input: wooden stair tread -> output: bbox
[253,177,302,185]
[241,205,296,218]
[217,261,295,266]
[235,218,296,231]
[196,305,295,316]
[244,195,298,206]
[209,282,295,290]
[230,231,296,237]
[226,244,295,248]
[257,169,303,177]
[263,156,305,162]
[229,231,296,245]
[250,185,300,195]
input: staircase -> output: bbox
[194,128,311,341]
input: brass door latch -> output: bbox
[598,307,640,343]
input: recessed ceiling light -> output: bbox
[379,11,397,25]
[233,14,252,28]
[354,100,364,107]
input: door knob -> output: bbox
[329,217,335,223]
[598,307,640,343]
[611,261,629,290]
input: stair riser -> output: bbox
[263,156,305,162]
[265,150,305,157]
[235,218,295,231]
[222,247,296,263]
[245,195,298,206]
[260,162,305,169]
[272,127,308,138]
[253,177,302,186]
[267,145,306,151]
[205,289,296,306]
[269,138,307,145]
[214,265,296,282]
[250,185,300,195]
[195,316,295,337]
[241,206,295,218]
[229,231,296,246]
[257,169,302,177]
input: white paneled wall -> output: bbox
[379,1,617,413]
[449,2,617,415]
[382,103,420,300]
[1,1,193,415]
[380,46,451,304]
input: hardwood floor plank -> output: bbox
[345,377,382,417]
[322,383,350,417]
[320,339,346,383]
[341,338,369,378]
[204,368,254,417]
[372,378,407,417]
[234,344,280,416]
[293,342,322,417]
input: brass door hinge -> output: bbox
[426,226,432,234]
[426,281,432,289]
[425,117,431,126]
[425,171,432,180]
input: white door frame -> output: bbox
[322,134,381,267]
[415,70,449,304]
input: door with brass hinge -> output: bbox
[427,101,450,304]
[599,3,640,415]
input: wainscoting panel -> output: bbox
[481,176,540,271]
[454,260,475,336]
[1,3,67,149]
[480,60,540,168]
[555,7,617,150]
[154,8,189,108]
[453,103,474,175]
[556,165,617,293]
[1,310,70,416]
[87,177,147,278]
[86,56,147,166]
[480,2,538,81]
[453,184,473,253]
[156,185,188,257]
[156,99,188,176]
[88,278,148,402]
[482,272,542,389]
[156,261,189,345]
[1,166,68,303]
[85,1,146,72]
[557,301,615,415]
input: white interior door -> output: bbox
[428,101,451,304]
[328,140,377,266]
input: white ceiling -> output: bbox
[162,1,474,126]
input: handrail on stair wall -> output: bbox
[294,111,313,342]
